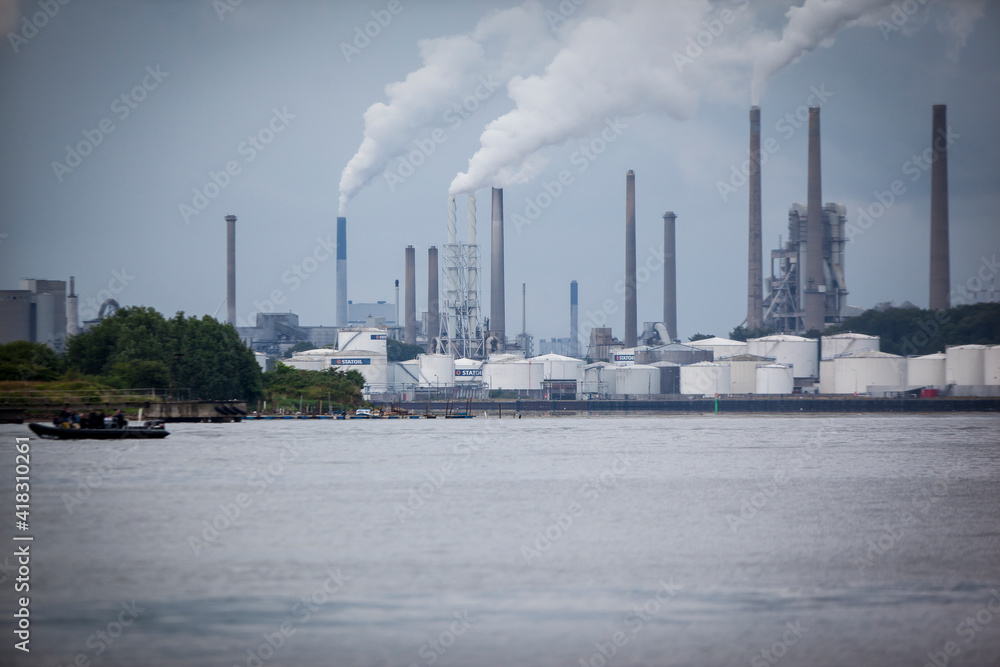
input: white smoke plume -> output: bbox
[337,1,557,215]
[449,0,739,195]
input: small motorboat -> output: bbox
[29,421,170,440]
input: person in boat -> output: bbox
[70,411,81,428]
[94,409,106,429]
[111,409,127,429]
[85,410,97,429]
[54,404,71,427]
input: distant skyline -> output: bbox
[2,0,998,345]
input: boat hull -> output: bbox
[28,423,170,440]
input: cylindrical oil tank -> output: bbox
[986,346,1000,386]
[650,361,680,394]
[756,364,794,394]
[330,352,388,392]
[819,359,836,394]
[945,344,987,385]
[747,335,818,378]
[454,358,483,384]
[821,333,880,359]
[907,352,946,387]
[725,356,768,393]
[832,352,905,394]
[536,353,584,382]
[680,361,731,396]
[583,362,616,395]
[36,292,54,344]
[637,342,712,365]
[688,337,747,361]
[418,354,455,387]
[615,364,660,395]
[483,359,532,391]
[338,328,388,354]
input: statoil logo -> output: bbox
[614,354,634,362]
[456,369,482,377]
[370,334,387,340]
[332,358,371,366]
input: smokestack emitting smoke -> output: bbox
[491,187,505,344]
[624,170,637,348]
[663,212,677,344]
[804,108,824,332]
[747,106,764,330]
[428,246,439,349]
[67,276,78,336]
[404,245,416,345]
[337,217,347,327]
[570,280,579,358]
[225,214,236,326]
[929,104,950,310]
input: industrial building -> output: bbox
[0,278,70,349]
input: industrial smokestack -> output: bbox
[663,212,677,343]
[428,246,439,350]
[804,108,824,332]
[624,170,637,348]
[394,279,400,328]
[404,246,416,345]
[570,280,579,357]
[930,104,950,310]
[491,187,505,344]
[747,106,764,330]
[67,276,78,336]
[225,214,236,326]
[337,217,348,327]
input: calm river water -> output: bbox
[0,414,998,666]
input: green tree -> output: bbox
[262,363,365,409]
[388,338,424,362]
[688,333,714,342]
[0,341,64,381]
[729,325,774,342]
[284,341,317,358]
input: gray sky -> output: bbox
[1,0,998,345]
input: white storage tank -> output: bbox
[680,361,732,397]
[688,336,748,361]
[907,352,946,387]
[983,346,1000,386]
[819,359,836,394]
[723,354,771,393]
[945,344,988,385]
[583,362,616,396]
[756,364,794,395]
[329,352,388,393]
[418,354,455,387]
[747,335,819,379]
[337,328,388,354]
[832,351,906,394]
[821,333,880,359]
[615,364,660,395]
[534,353,585,383]
[395,359,420,387]
[483,357,540,392]
[280,357,327,371]
[454,358,483,385]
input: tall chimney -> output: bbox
[747,106,764,330]
[225,214,237,326]
[804,108,825,332]
[394,279,400,328]
[929,104,950,310]
[67,276,78,336]
[570,280,579,357]
[404,246,416,345]
[663,212,677,343]
[624,170,637,347]
[491,187,505,344]
[521,282,526,335]
[336,217,348,327]
[428,246,439,350]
